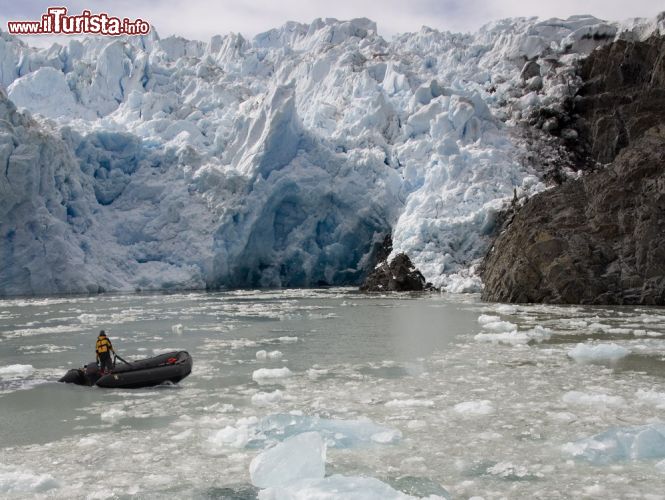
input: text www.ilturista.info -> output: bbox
[7,7,150,36]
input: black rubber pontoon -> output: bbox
[59,351,192,389]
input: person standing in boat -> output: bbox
[95,330,115,374]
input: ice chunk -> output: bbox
[250,432,326,488]
[258,414,401,448]
[477,314,500,325]
[0,465,59,494]
[562,424,665,464]
[0,364,34,379]
[252,367,293,383]
[209,425,252,449]
[568,343,630,363]
[257,350,283,361]
[562,391,625,407]
[474,325,551,345]
[171,324,184,334]
[252,390,284,407]
[258,474,419,500]
[480,320,517,333]
[453,400,495,416]
[636,389,665,409]
[100,408,127,424]
[385,399,435,408]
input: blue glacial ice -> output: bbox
[1,15,663,294]
[563,423,665,465]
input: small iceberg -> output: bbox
[562,423,665,464]
[250,431,444,499]
[567,343,630,363]
[250,432,325,488]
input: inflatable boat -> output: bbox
[59,351,192,389]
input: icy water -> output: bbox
[1,290,665,499]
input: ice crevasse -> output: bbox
[0,15,663,295]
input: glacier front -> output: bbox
[1,15,662,295]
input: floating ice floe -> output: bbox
[0,465,59,494]
[636,389,665,409]
[256,350,284,361]
[252,390,284,407]
[561,391,625,407]
[252,367,294,383]
[209,424,254,449]
[562,423,665,464]
[258,414,401,448]
[477,314,516,332]
[0,364,34,379]
[100,408,127,424]
[474,325,551,345]
[453,400,495,416]
[567,343,630,363]
[385,399,435,408]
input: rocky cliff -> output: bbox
[360,235,432,292]
[481,35,665,304]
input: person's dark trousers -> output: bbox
[99,352,113,373]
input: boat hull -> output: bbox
[59,351,192,389]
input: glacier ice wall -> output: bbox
[0,15,662,295]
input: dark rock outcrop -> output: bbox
[360,235,431,292]
[572,36,665,164]
[482,35,665,305]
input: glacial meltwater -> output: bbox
[1,290,665,499]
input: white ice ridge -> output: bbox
[1,15,663,294]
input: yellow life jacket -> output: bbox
[96,336,113,355]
